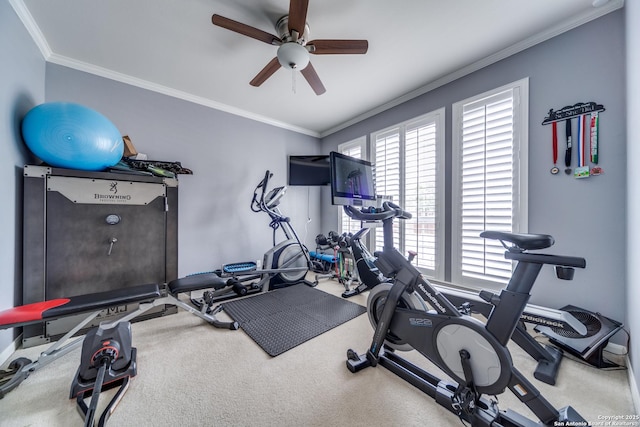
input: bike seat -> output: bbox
[480,231,554,251]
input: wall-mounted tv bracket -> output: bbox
[542,102,605,177]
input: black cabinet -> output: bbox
[22,165,178,347]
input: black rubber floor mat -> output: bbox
[222,285,366,356]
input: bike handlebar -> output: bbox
[251,170,273,213]
[343,201,412,222]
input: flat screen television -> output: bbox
[288,155,331,186]
[329,151,376,206]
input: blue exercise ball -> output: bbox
[21,102,124,171]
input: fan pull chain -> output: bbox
[291,69,297,94]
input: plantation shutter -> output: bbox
[373,129,401,251]
[457,89,515,285]
[404,119,438,273]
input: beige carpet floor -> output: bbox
[0,279,635,426]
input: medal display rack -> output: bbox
[542,101,605,178]
[542,102,605,125]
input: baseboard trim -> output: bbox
[0,334,22,366]
[627,356,640,414]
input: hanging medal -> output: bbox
[550,121,559,174]
[564,118,572,175]
[574,114,590,178]
[590,112,603,175]
[542,102,605,177]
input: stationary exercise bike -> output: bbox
[345,202,587,426]
[342,219,592,385]
[340,226,391,299]
[190,170,315,307]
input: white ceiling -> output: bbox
[13,0,623,137]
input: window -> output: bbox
[337,137,366,236]
[452,79,528,288]
[373,128,401,250]
[336,79,527,290]
[372,110,445,279]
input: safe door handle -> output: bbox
[108,237,118,256]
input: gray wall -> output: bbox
[321,10,627,338]
[0,2,46,356]
[626,1,640,406]
[45,65,323,277]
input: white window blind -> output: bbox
[452,79,528,288]
[404,120,439,272]
[372,110,444,278]
[374,128,401,251]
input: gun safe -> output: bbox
[22,165,178,347]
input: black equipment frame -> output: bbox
[345,202,588,426]
[342,215,595,385]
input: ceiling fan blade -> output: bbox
[300,62,326,95]
[288,0,309,37]
[307,39,369,55]
[250,57,282,87]
[212,14,281,45]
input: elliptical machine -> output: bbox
[245,170,316,289]
[345,202,588,426]
[190,171,316,306]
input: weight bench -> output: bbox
[0,274,239,398]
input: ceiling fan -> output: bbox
[211,0,368,95]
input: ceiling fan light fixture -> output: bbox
[277,42,309,70]
[211,1,367,95]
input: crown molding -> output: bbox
[10,0,52,59]
[10,1,319,137]
[11,0,623,140]
[320,0,624,138]
[47,53,320,137]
